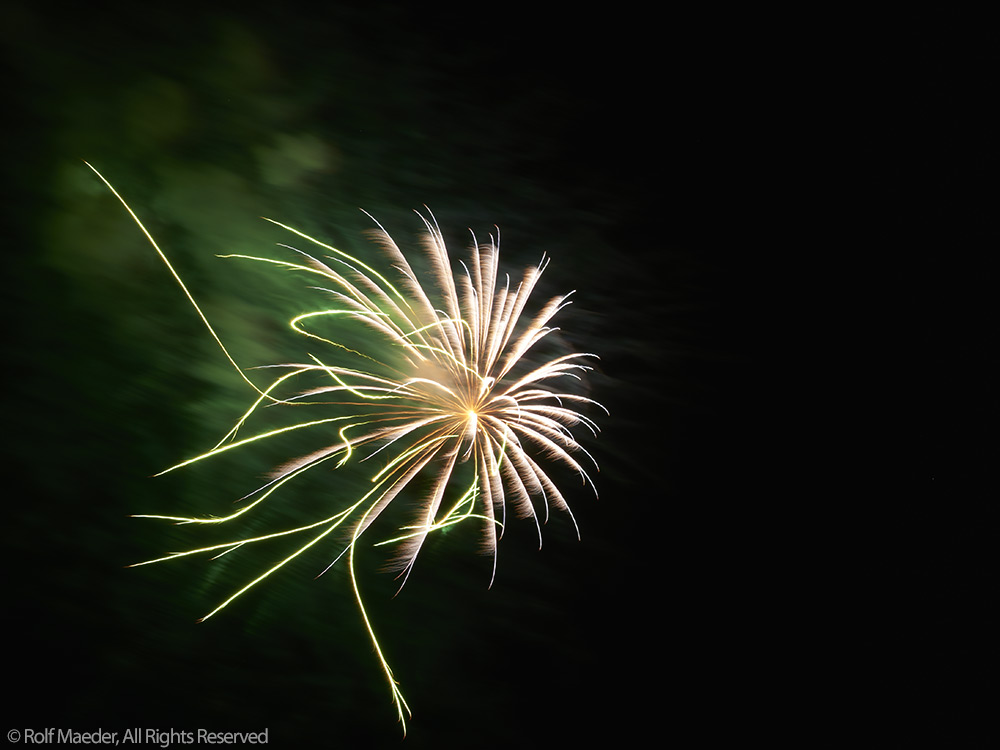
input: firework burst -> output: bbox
[87,163,604,733]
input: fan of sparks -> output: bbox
[87,162,604,734]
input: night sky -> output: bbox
[3,5,998,748]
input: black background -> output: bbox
[2,5,997,748]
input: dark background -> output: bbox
[2,5,997,747]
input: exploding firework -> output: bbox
[87,162,604,733]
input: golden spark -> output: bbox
[87,162,604,734]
